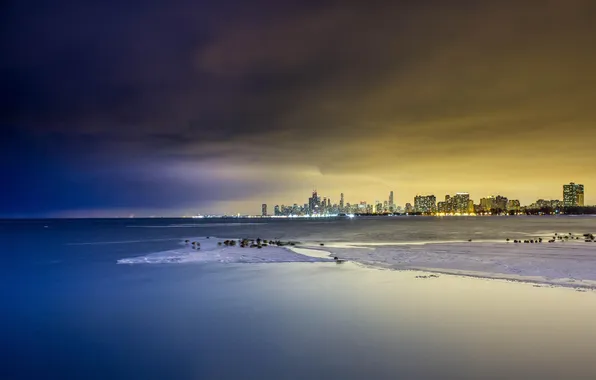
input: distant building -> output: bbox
[308,190,320,214]
[507,200,521,212]
[375,201,383,214]
[389,191,394,212]
[414,195,437,214]
[261,204,268,216]
[480,195,508,212]
[479,196,495,212]
[563,182,584,207]
[405,203,414,213]
[274,205,280,216]
[495,195,508,210]
[453,193,471,214]
[340,193,345,212]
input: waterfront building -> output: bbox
[563,182,584,207]
[453,193,471,214]
[261,204,267,216]
[414,195,437,214]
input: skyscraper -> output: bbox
[340,193,344,211]
[389,191,394,210]
[563,182,585,207]
[261,204,267,216]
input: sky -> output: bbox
[2,0,595,217]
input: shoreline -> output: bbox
[117,236,596,292]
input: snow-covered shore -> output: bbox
[117,236,596,288]
[116,237,334,264]
[299,241,596,288]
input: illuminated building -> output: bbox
[405,203,414,213]
[340,193,344,212]
[414,195,436,214]
[308,190,320,214]
[563,182,584,207]
[274,205,280,216]
[261,204,267,216]
[453,193,471,214]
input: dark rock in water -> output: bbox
[290,242,296,246]
[468,239,472,242]
[185,240,189,243]
[320,243,325,246]
[506,238,510,242]
[257,245,262,249]
[549,240,555,243]
[524,240,530,244]
[586,240,592,243]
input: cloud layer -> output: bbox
[2,0,595,216]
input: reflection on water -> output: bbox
[3,218,596,379]
[5,260,596,379]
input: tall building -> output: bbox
[274,205,280,216]
[563,182,585,207]
[340,193,344,211]
[453,193,471,214]
[261,204,267,216]
[414,195,437,214]
[308,190,320,214]
[389,191,394,211]
[405,203,414,213]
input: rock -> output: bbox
[320,243,325,246]
[506,238,510,242]
[468,239,472,242]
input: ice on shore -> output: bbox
[117,237,334,265]
[300,241,596,288]
[117,237,596,288]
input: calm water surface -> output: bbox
[2,217,596,379]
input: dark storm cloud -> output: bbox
[2,0,596,215]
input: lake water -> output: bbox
[2,217,596,379]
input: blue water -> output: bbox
[2,217,596,379]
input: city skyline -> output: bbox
[260,182,587,217]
